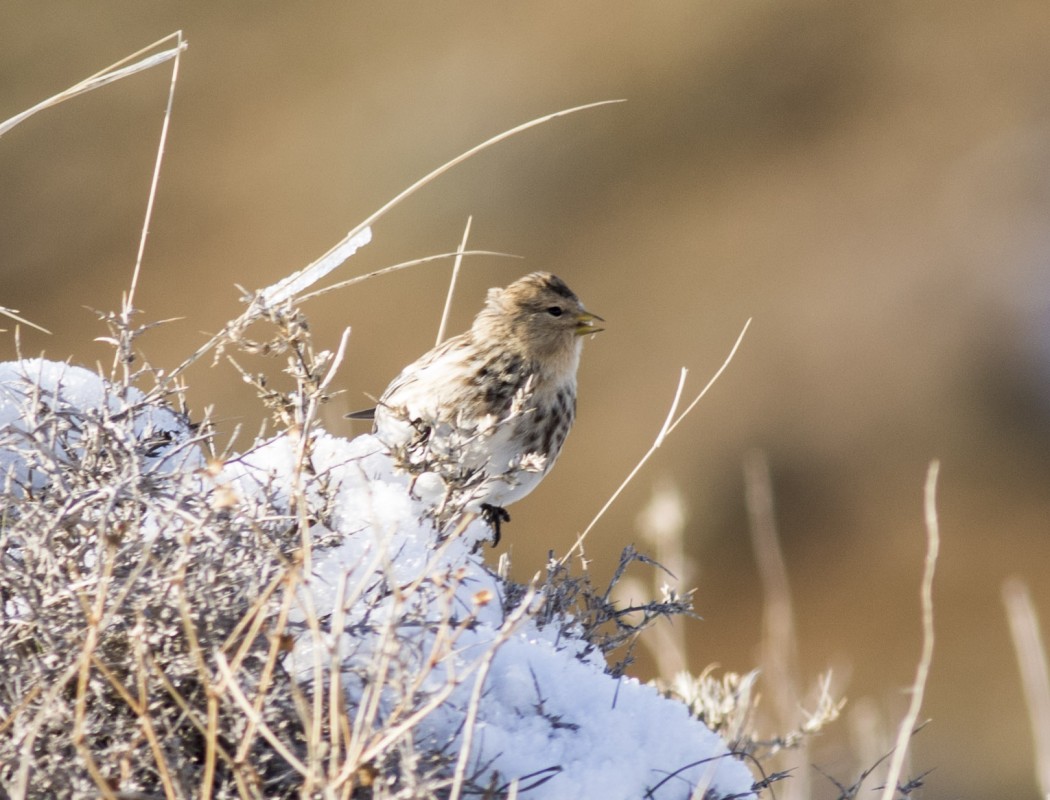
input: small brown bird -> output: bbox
[349,272,602,541]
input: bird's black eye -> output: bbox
[546,306,564,317]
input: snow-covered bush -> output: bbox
[0,300,757,799]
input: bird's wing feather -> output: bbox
[344,407,376,420]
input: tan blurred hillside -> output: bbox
[4,3,1050,797]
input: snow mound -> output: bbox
[230,431,756,798]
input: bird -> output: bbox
[348,272,603,543]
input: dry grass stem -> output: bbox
[120,30,184,380]
[1002,577,1050,798]
[295,249,520,306]
[341,100,625,251]
[563,318,751,566]
[0,33,187,139]
[742,449,807,800]
[436,216,474,346]
[0,308,51,336]
[879,460,940,800]
[628,481,692,680]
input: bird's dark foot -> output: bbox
[480,503,511,547]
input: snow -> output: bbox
[259,225,373,306]
[0,358,756,799]
[0,359,202,489]
[230,432,757,799]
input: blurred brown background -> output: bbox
[4,3,1050,797]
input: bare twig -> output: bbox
[320,327,353,392]
[132,615,180,800]
[214,651,310,778]
[71,537,119,800]
[448,586,540,800]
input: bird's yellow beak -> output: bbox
[575,310,605,336]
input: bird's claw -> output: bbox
[480,503,511,547]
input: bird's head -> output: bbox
[475,272,603,376]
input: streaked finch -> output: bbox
[349,272,602,541]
